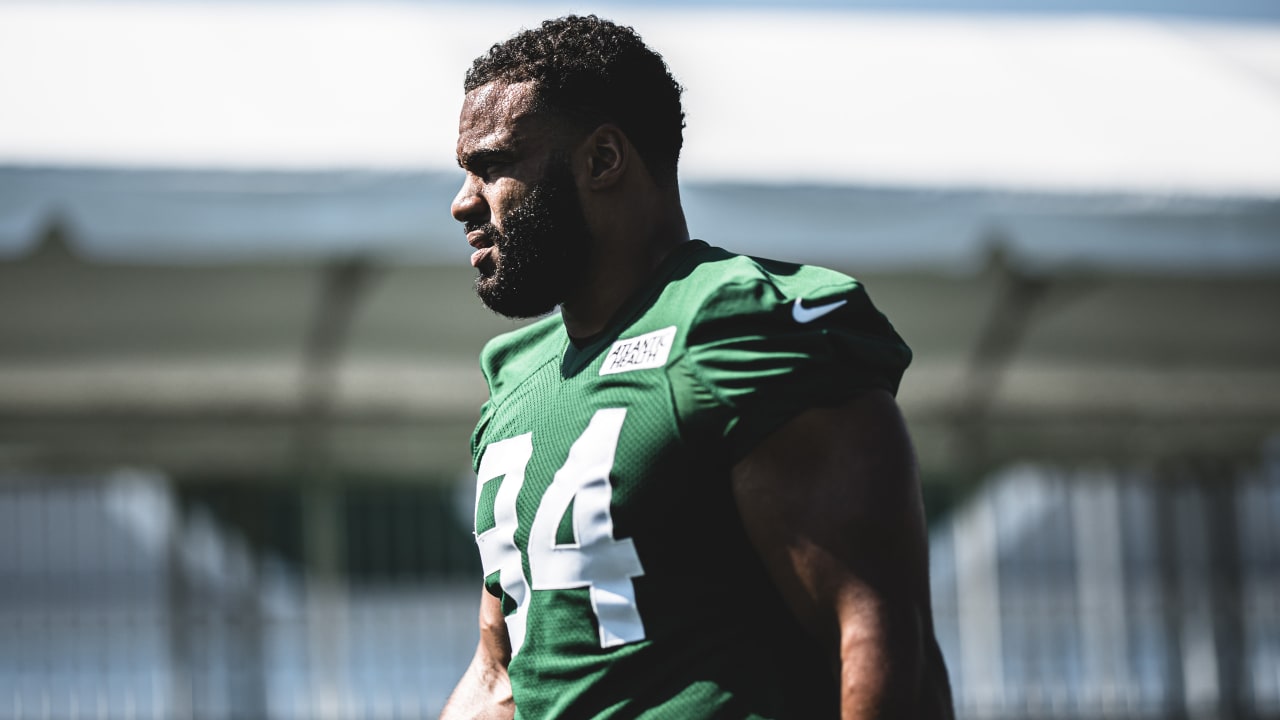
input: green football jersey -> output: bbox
[470,240,911,719]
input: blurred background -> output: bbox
[2,0,1279,718]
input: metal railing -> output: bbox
[3,445,1279,719]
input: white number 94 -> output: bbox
[474,408,646,654]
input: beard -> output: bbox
[472,161,593,319]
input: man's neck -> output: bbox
[560,211,690,340]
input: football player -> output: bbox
[441,15,954,719]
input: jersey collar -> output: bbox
[560,240,709,378]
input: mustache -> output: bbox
[466,222,507,249]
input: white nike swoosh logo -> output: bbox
[792,298,848,323]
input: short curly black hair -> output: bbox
[465,15,685,186]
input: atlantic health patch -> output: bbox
[599,326,677,375]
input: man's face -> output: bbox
[452,81,593,319]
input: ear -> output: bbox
[584,124,628,190]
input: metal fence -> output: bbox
[2,442,1279,719]
[0,471,478,719]
[931,443,1280,719]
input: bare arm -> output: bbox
[731,389,954,720]
[439,590,516,720]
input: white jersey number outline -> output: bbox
[474,408,646,654]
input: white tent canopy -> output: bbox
[2,3,1279,271]
[1,3,1277,480]
[2,2,1279,196]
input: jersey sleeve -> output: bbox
[469,315,563,470]
[668,276,911,465]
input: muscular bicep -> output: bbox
[731,390,928,632]
[731,389,944,717]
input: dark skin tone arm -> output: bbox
[732,389,955,719]
[438,591,515,720]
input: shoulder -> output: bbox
[666,244,912,463]
[673,244,889,350]
[655,243,860,330]
[478,314,564,396]
[471,315,564,467]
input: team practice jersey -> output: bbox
[470,241,911,718]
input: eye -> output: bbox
[460,150,514,182]
[478,162,509,182]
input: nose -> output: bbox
[451,176,487,224]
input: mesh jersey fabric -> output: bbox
[469,240,911,719]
